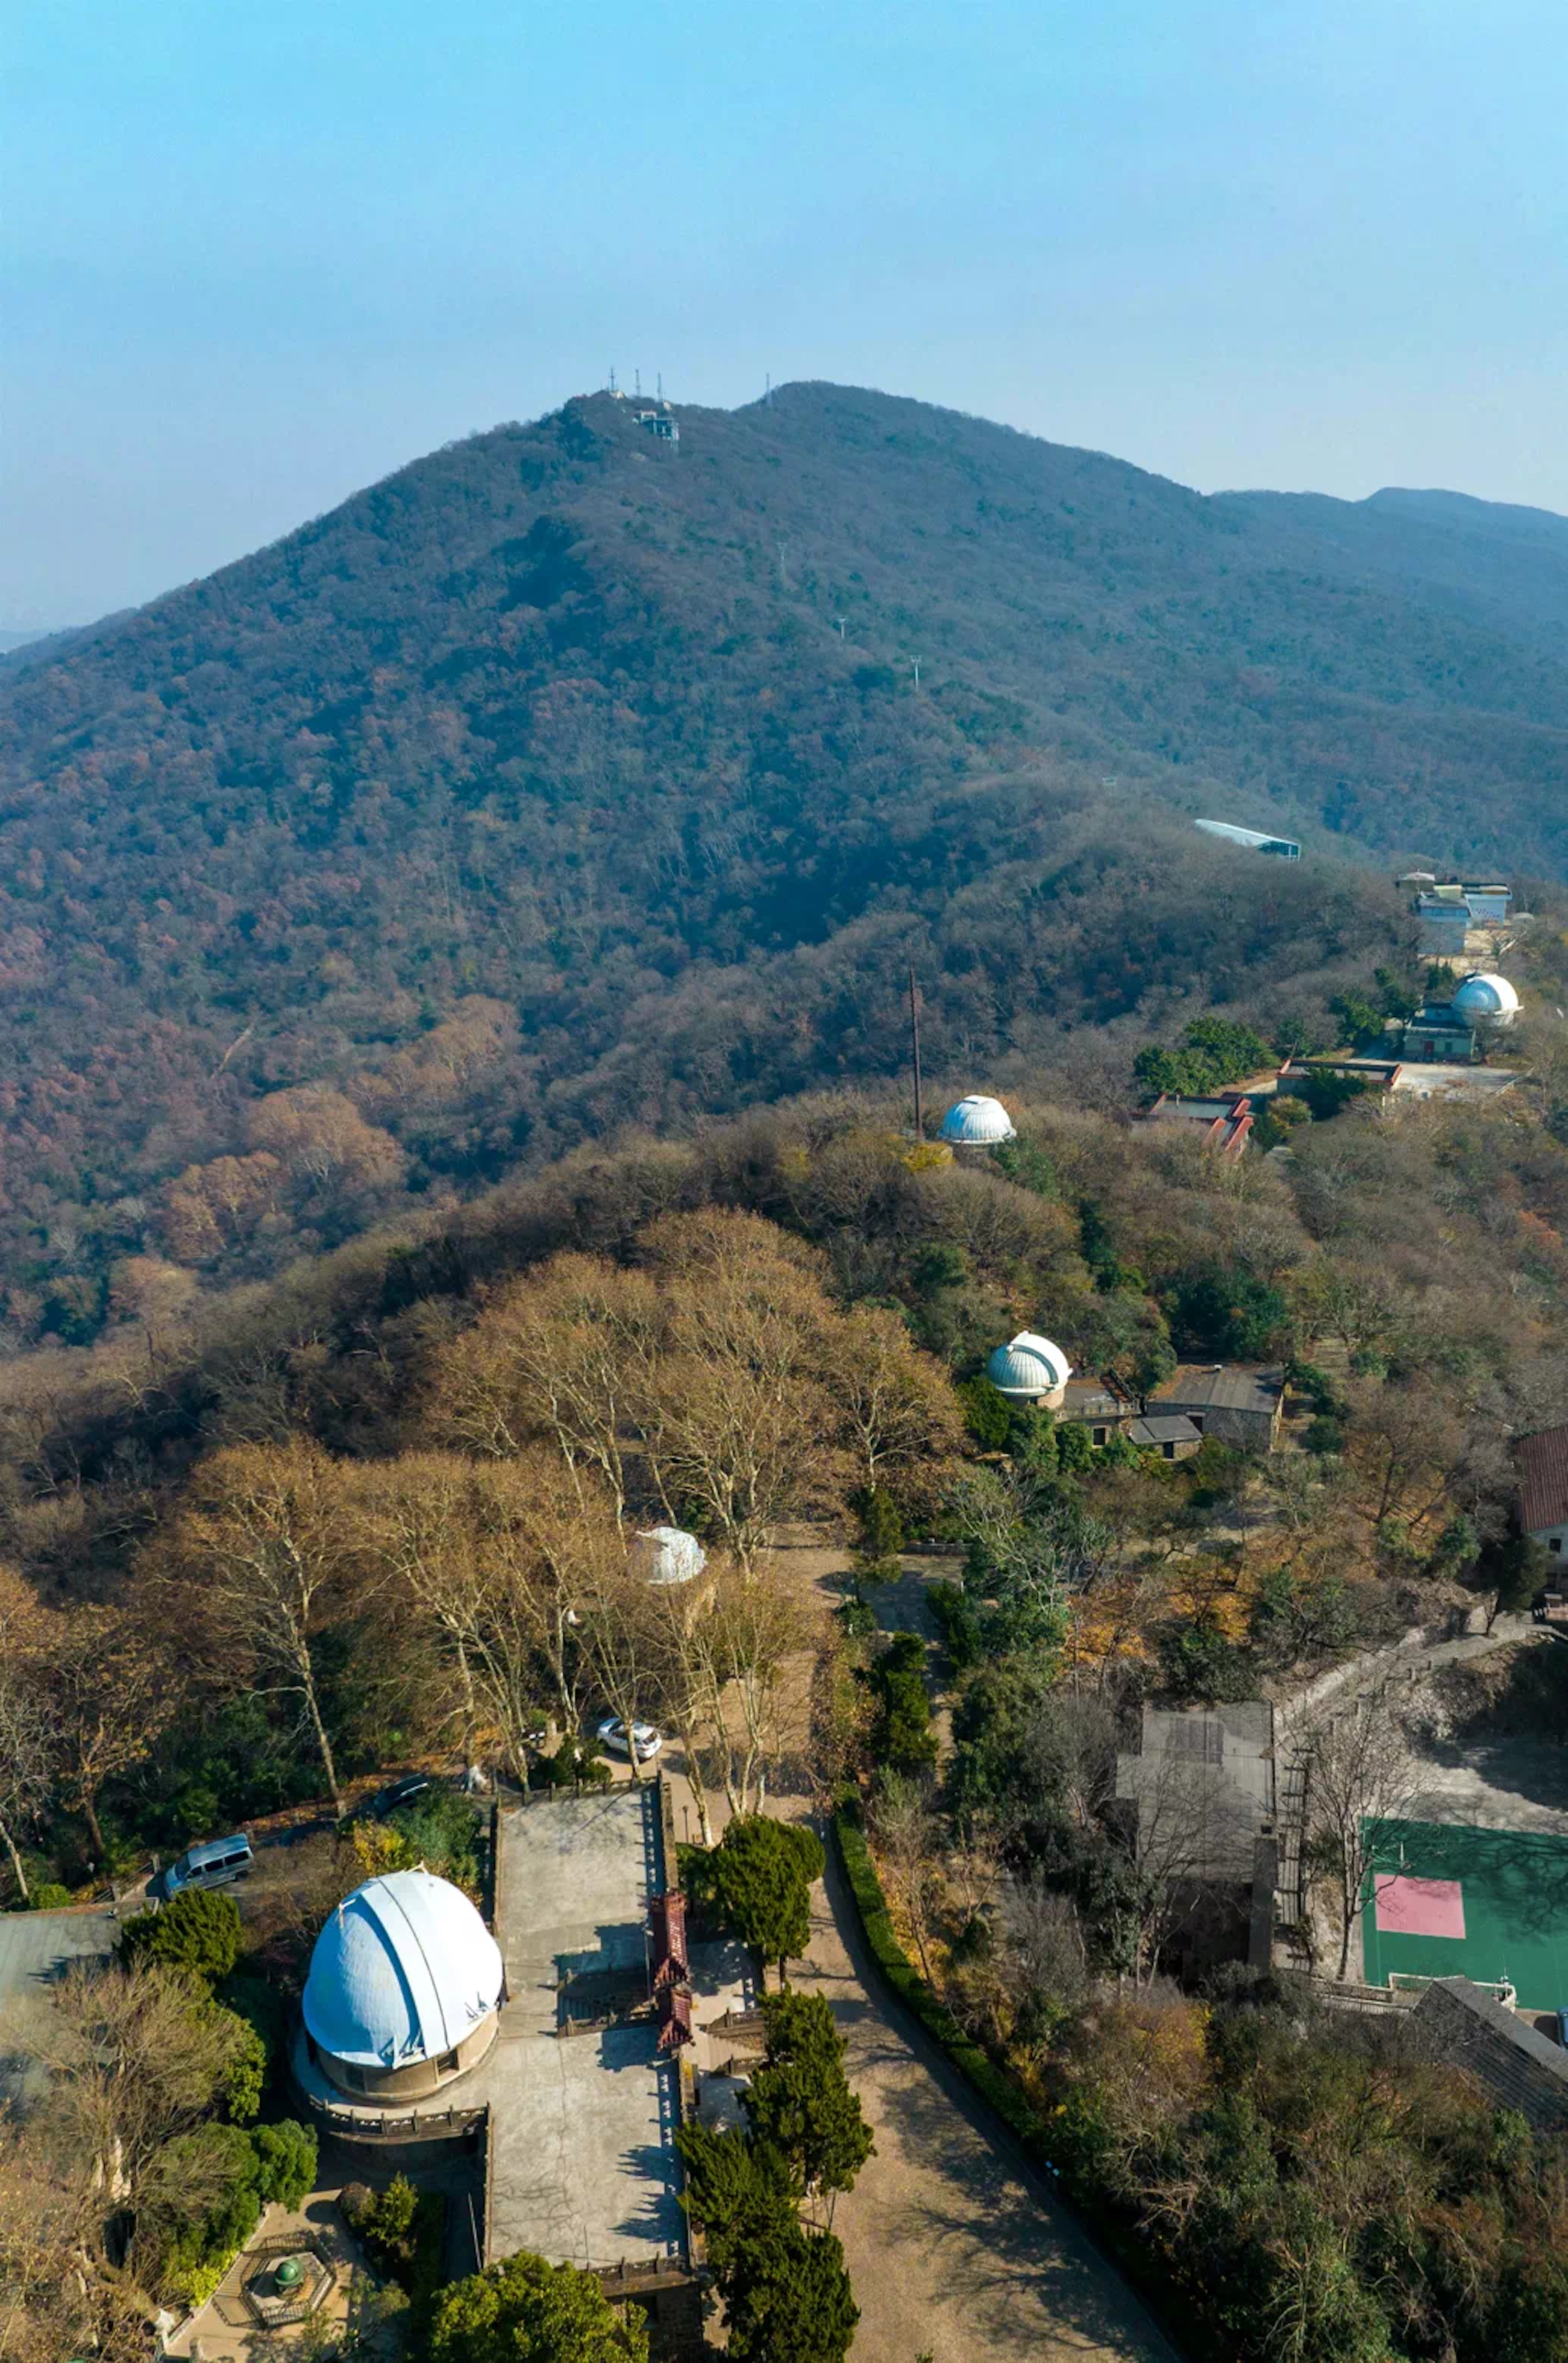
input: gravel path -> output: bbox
[793,1846,1184,2363]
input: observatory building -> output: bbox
[940,1094,1017,1146]
[302,1868,503,2103]
[1401,971,1519,1065]
[632,1526,708,1586]
[985,1332,1072,1409]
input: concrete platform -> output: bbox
[0,1906,119,2109]
[487,1789,682,2272]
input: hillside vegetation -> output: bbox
[3,381,1567,1323]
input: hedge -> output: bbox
[833,1813,1201,2360]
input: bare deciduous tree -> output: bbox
[158,1439,366,1816]
[0,1571,56,1903]
[428,1255,664,1523]
[1302,1679,1419,1979]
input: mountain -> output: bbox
[1,380,1564,1336]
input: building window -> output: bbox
[438,2049,459,2075]
[1092,1427,1107,1447]
[1162,1442,1176,1460]
[1551,1538,1562,1555]
[1190,1414,1205,1433]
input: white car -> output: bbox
[596,1717,663,1764]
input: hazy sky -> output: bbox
[5,0,1565,624]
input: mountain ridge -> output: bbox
[1,378,1564,1331]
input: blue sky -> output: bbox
[4,0,1565,623]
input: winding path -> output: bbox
[793,1845,1183,2363]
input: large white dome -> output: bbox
[303,1869,503,2069]
[632,1526,707,1586]
[986,1332,1072,1402]
[940,1095,1017,1146]
[1451,972,1520,1028]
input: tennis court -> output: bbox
[1361,1817,1568,2009]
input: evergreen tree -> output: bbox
[430,2250,648,2363]
[710,1817,825,1981]
[743,1991,873,2217]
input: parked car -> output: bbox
[595,1717,663,1764]
[158,1833,254,1900]
[369,1773,434,1819]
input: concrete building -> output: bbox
[1060,1375,1136,1445]
[1414,880,1512,954]
[1415,1977,1568,2135]
[1400,971,1519,1066]
[1127,1413,1204,1462]
[1518,1424,1568,1560]
[1194,819,1301,859]
[1114,1703,1278,1977]
[1145,1364,1285,1453]
[302,1870,503,2103]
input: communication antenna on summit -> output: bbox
[766,372,775,407]
[657,372,664,401]
[635,369,641,397]
[608,366,617,394]
[909,963,924,1142]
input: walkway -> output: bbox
[793,1846,1183,2363]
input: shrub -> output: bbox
[955,1375,1013,1450]
[121,1887,243,1986]
[253,2119,317,2209]
[927,1580,981,1671]
[29,1882,71,1910]
[834,1598,878,1641]
[1158,1610,1254,1703]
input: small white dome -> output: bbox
[940,1095,1017,1145]
[986,1331,1072,1402]
[632,1526,708,1586]
[303,1869,502,2069]
[1451,972,1519,1027]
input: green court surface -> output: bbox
[1361,1818,1568,2009]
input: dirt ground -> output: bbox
[794,1848,1180,2363]
[1398,1636,1568,1837]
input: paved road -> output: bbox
[794,1846,1183,2363]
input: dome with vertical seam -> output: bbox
[939,1095,1016,1144]
[985,1332,1072,1400]
[302,1868,503,2069]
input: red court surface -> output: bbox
[1372,1874,1466,1940]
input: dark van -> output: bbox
[160,1834,254,1899]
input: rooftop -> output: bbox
[1147,1364,1284,1418]
[1519,1424,1568,1535]
[1415,1977,1568,2135]
[486,1788,684,2272]
[1116,1704,1275,1883]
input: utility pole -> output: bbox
[835,617,846,638]
[911,657,920,687]
[909,963,924,1141]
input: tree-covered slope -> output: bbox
[1,380,1564,1325]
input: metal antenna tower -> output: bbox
[909,964,924,1141]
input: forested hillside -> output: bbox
[2,380,1566,1329]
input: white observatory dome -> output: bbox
[303,1869,502,2071]
[940,1095,1017,1146]
[985,1332,1072,1403]
[632,1526,708,1587]
[1451,972,1520,1028]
